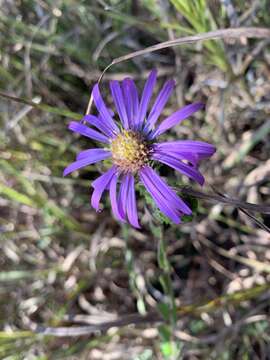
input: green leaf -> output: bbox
[0,182,36,207]
[160,340,180,359]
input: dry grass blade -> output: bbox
[26,283,270,337]
[86,27,270,114]
[110,27,270,67]
[199,236,270,273]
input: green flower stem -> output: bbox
[157,226,180,359]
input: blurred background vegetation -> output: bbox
[0,0,270,359]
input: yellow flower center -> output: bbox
[110,130,150,173]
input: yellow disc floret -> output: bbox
[110,130,150,173]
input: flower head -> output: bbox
[110,130,151,173]
[64,69,216,228]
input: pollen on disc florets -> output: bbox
[110,130,151,173]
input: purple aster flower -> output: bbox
[64,69,216,228]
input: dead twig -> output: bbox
[180,187,270,214]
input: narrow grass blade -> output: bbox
[0,182,36,207]
[0,91,82,120]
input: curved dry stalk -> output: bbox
[85,27,270,115]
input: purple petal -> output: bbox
[117,173,141,228]
[140,166,191,223]
[118,174,129,220]
[152,147,199,166]
[121,78,139,129]
[91,166,116,211]
[152,152,205,185]
[135,69,157,129]
[149,103,204,139]
[109,172,125,222]
[140,168,181,223]
[76,148,111,161]
[142,166,192,214]
[69,121,110,143]
[92,84,119,134]
[82,114,115,138]
[154,141,216,158]
[110,80,129,129]
[144,79,175,133]
[126,174,140,228]
[64,149,111,176]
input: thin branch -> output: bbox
[238,207,270,234]
[180,187,270,214]
[210,188,270,233]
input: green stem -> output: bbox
[157,227,180,359]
